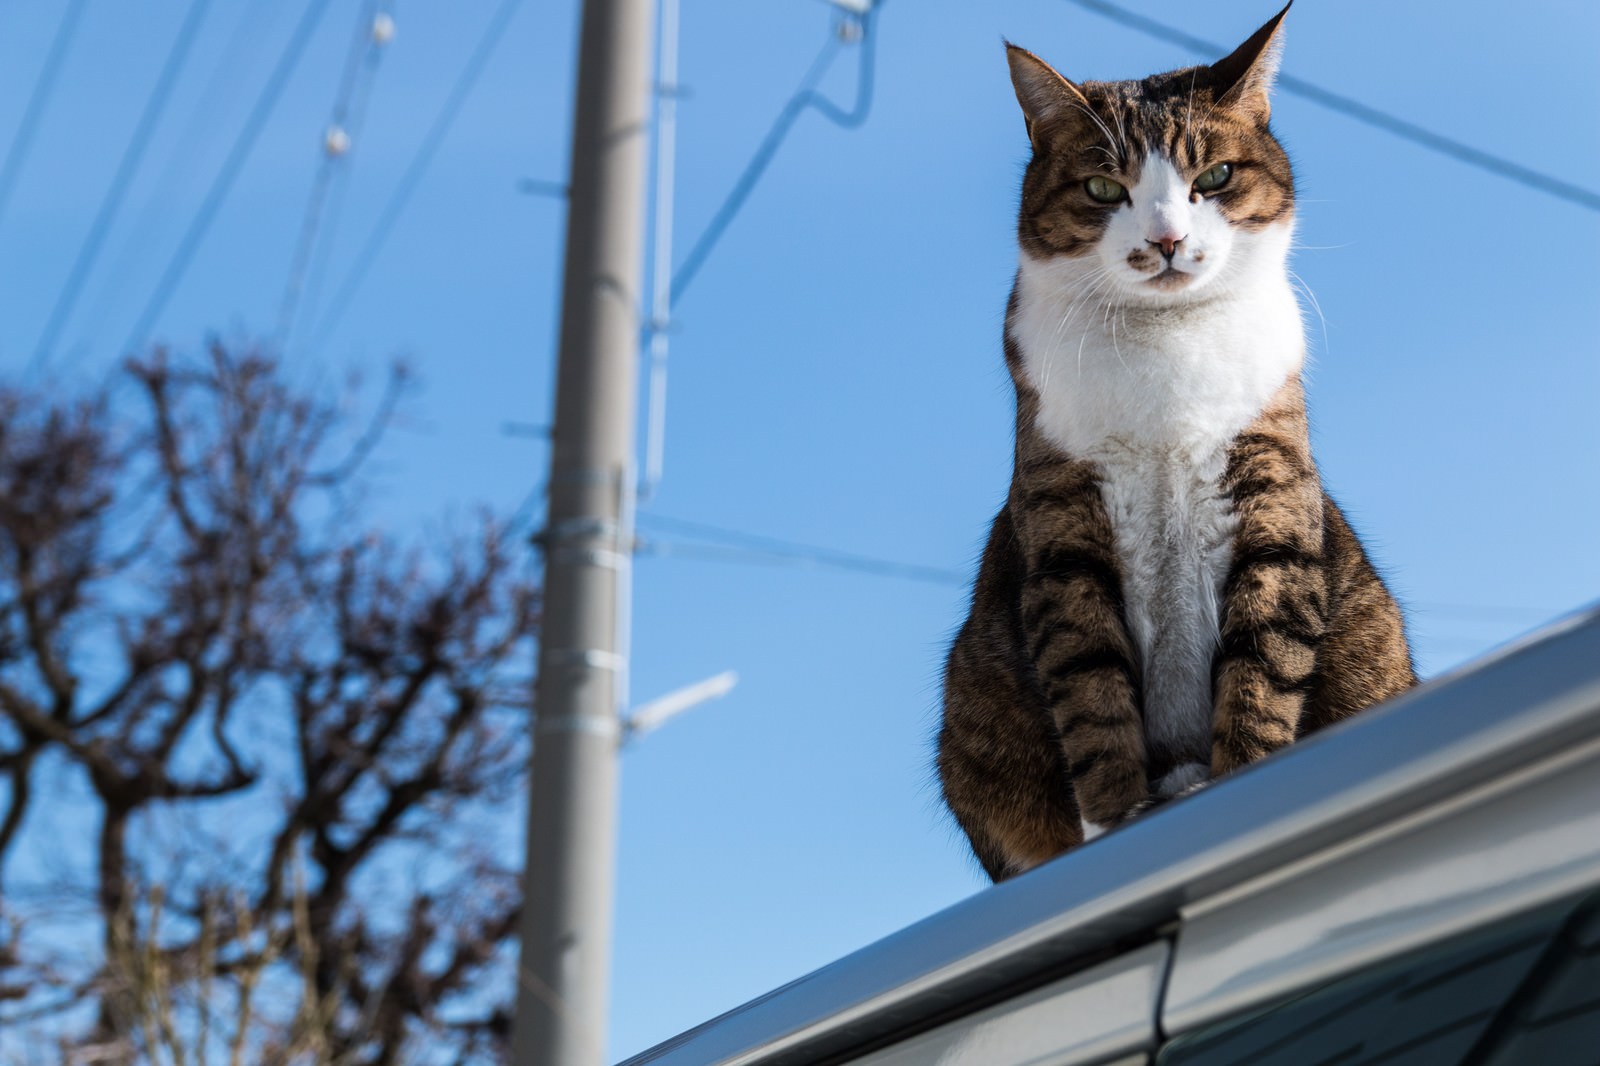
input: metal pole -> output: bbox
[515,0,653,1057]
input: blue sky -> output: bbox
[2,0,1598,1059]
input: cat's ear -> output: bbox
[1006,43,1093,149]
[1210,2,1291,121]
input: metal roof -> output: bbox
[620,606,1600,1066]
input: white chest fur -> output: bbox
[1010,240,1304,793]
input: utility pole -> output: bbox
[515,0,653,1059]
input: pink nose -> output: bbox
[1148,234,1186,258]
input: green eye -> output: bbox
[1194,163,1232,192]
[1084,175,1127,204]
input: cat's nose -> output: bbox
[1147,233,1187,259]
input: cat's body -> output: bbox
[938,5,1417,882]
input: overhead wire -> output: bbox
[274,0,393,353]
[1059,0,1600,214]
[0,0,90,230]
[308,0,528,350]
[668,2,881,308]
[635,513,965,587]
[632,2,884,504]
[635,515,1563,629]
[638,540,966,587]
[65,0,277,364]
[28,0,215,376]
[639,0,682,501]
[293,13,393,360]
[120,0,336,358]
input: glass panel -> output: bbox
[1157,888,1600,1066]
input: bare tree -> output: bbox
[0,345,536,1064]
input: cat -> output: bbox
[937,3,1417,883]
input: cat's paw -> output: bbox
[1000,853,1051,879]
[1080,798,1157,842]
[1154,762,1210,799]
[1121,797,1158,821]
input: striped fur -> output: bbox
[938,5,1417,882]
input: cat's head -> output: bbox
[1008,4,1294,304]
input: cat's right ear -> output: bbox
[1005,43,1092,150]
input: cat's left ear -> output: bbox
[1210,2,1291,121]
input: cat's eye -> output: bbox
[1194,163,1233,192]
[1084,176,1127,204]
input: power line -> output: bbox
[638,3,879,501]
[293,10,394,357]
[0,0,90,230]
[638,540,968,587]
[274,1,393,352]
[309,0,527,350]
[668,3,881,308]
[28,0,215,376]
[66,0,278,363]
[1408,602,1555,622]
[635,512,966,586]
[1059,0,1600,214]
[635,515,1566,628]
[121,0,336,358]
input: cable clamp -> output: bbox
[536,714,621,740]
[545,648,626,673]
[550,547,627,571]
[535,517,620,548]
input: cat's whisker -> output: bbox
[1094,285,1120,357]
[1032,267,1109,389]
[1036,284,1088,388]
[1036,267,1112,391]
[1109,304,1130,373]
[1073,306,1112,372]
[1087,144,1119,168]
[1288,269,1330,357]
[1066,101,1124,166]
[1183,70,1199,157]
[1108,96,1130,168]
[1053,270,1114,350]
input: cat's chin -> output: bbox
[1112,268,1221,306]
[1145,268,1195,292]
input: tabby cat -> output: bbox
[938,4,1417,882]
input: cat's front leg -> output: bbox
[1023,573,1149,834]
[1212,403,1327,776]
[1018,467,1150,836]
[1212,573,1324,774]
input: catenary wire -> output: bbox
[1059,0,1600,214]
[668,3,881,308]
[294,9,392,357]
[0,0,90,230]
[636,513,966,586]
[274,0,390,352]
[635,515,1564,628]
[120,0,336,358]
[308,0,527,350]
[28,0,215,376]
[638,540,967,587]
